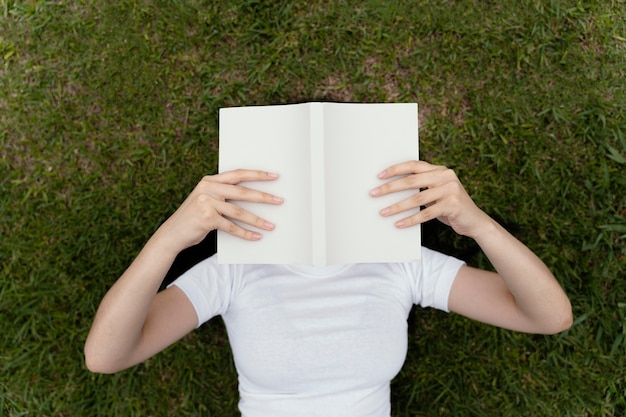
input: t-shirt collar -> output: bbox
[283,264,351,278]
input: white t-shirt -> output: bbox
[171,247,465,417]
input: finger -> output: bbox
[209,169,279,185]
[377,160,441,180]
[372,166,459,197]
[217,201,276,231]
[221,184,284,204]
[214,216,263,241]
[370,171,438,197]
[394,204,443,229]
[199,181,283,205]
[379,187,445,217]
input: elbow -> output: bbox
[84,360,111,375]
[84,350,115,375]
[85,358,109,375]
[555,304,574,334]
[85,356,125,375]
[541,298,574,335]
[84,341,124,374]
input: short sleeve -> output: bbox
[408,247,466,312]
[167,254,239,328]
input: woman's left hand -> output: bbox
[371,160,572,335]
[369,160,491,239]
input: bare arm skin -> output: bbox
[371,161,572,334]
[84,170,283,373]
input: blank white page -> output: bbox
[323,103,420,264]
[218,104,312,264]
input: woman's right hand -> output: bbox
[85,169,282,373]
[155,169,283,253]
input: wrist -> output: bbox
[148,226,187,260]
[468,214,500,243]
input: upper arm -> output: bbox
[126,286,199,368]
[448,265,541,333]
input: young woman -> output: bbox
[85,160,572,417]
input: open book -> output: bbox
[218,102,420,266]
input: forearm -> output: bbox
[85,170,282,373]
[84,231,178,372]
[472,215,572,332]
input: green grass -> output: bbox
[1,0,625,415]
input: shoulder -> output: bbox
[167,254,254,325]
[399,247,466,311]
[398,247,465,282]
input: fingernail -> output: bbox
[395,220,405,228]
[380,207,391,216]
[264,221,275,230]
[370,188,381,196]
[272,196,284,204]
[267,172,279,179]
[252,232,262,240]
[378,170,387,179]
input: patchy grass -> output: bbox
[1,0,625,416]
